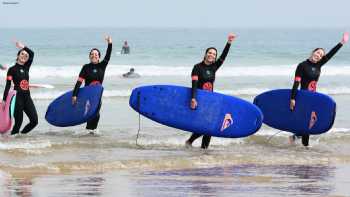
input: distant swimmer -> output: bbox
[122,68,140,78]
[121,41,130,54]
[0,64,7,70]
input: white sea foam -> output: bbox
[0,139,52,150]
[2,64,350,79]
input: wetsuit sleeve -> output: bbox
[291,64,303,100]
[101,43,112,69]
[319,43,343,66]
[2,69,12,101]
[214,42,231,71]
[191,65,200,99]
[72,67,86,97]
[23,47,34,68]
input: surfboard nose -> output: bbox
[129,88,142,111]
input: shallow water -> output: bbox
[1,164,350,196]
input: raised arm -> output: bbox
[102,36,112,65]
[320,32,348,66]
[214,33,236,70]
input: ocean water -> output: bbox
[0,28,350,196]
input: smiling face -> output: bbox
[17,50,29,65]
[309,48,325,63]
[89,49,100,64]
[204,48,217,65]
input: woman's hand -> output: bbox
[15,41,25,49]
[228,33,236,44]
[190,98,197,109]
[290,99,296,111]
[72,96,77,105]
[105,36,112,44]
[341,32,349,45]
[1,100,6,110]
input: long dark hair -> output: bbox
[312,48,325,54]
[16,48,27,62]
[89,48,101,58]
[203,47,218,61]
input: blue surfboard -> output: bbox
[129,85,263,138]
[253,89,336,135]
[45,85,104,127]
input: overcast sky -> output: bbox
[0,0,349,28]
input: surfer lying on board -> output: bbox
[122,68,140,78]
[72,36,112,134]
[289,32,349,147]
[185,33,236,149]
[2,41,38,135]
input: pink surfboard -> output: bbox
[0,90,16,133]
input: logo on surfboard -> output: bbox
[84,100,91,116]
[221,113,233,132]
[308,111,317,129]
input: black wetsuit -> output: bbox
[72,43,112,130]
[188,42,231,149]
[291,42,343,146]
[2,47,38,135]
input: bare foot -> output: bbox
[288,135,296,145]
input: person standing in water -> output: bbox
[121,41,130,54]
[185,33,236,149]
[2,41,38,135]
[289,32,349,147]
[72,36,112,134]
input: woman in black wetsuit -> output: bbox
[185,33,236,149]
[289,32,348,147]
[2,41,38,135]
[72,36,112,134]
